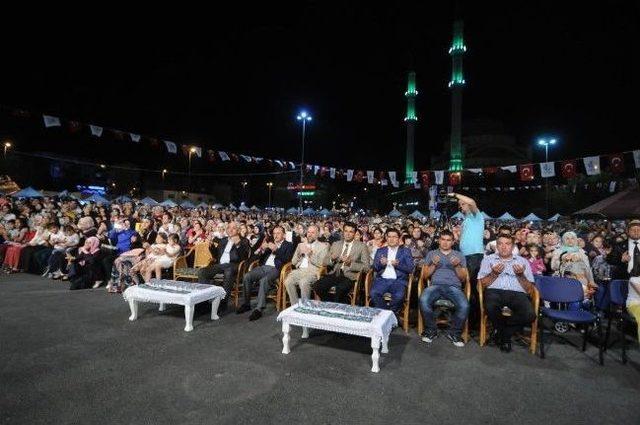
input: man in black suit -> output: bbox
[236,225,293,320]
[198,221,250,305]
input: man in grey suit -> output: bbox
[284,225,329,304]
[314,222,370,304]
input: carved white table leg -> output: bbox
[371,336,381,373]
[282,323,291,354]
[210,298,221,320]
[301,326,309,339]
[184,305,195,332]
[128,299,138,321]
[382,335,389,354]
[159,303,166,312]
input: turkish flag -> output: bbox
[448,172,461,186]
[561,160,577,179]
[483,166,498,175]
[518,164,535,181]
[207,150,216,162]
[319,167,328,177]
[419,171,430,189]
[609,154,625,173]
[354,170,365,183]
[68,121,82,134]
[230,153,239,161]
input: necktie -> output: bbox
[632,241,640,277]
[340,242,350,258]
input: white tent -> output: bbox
[286,207,298,214]
[212,203,223,209]
[140,197,159,206]
[409,210,426,220]
[302,207,316,216]
[197,202,209,209]
[83,194,109,205]
[388,209,402,218]
[522,213,542,221]
[160,199,177,207]
[548,213,562,222]
[451,211,464,220]
[481,211,493,220]
[238,202,250,212]
[319,208,331,216]
[228,203,237,210]
[430,210,442,219]
[497,212,516,221]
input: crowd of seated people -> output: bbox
[0,193,638,351]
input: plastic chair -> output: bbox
[535,276,603,365]
[605,279,634,364]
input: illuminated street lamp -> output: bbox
[296,110,312,211]
[537,137,557,218]
[266,182,274,207]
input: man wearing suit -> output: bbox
[314,222,370,304]
[284,225,328,305]
[236,225,293,320]
[371,228,415,312]
[198,221,250,307]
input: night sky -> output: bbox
[3,1,638,171]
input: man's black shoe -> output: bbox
[236,304,251,314]
[499,342,512,353]
[249,309,263,321]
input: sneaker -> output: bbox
[41,267,50,277]
[46,273,53,279]
[446,333,465,348]
[92,281,102,289]
[421,329,438,343]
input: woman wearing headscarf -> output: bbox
[67,237,102,290]
[551,231,597,298]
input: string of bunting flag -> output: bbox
[3,105,640,189]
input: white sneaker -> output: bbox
[41,267,50,277]
[92,281,102,289]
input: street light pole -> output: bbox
[296,111,312,212]
[267,182,273,207]
[188,147,196,193]
[537,138,557,219]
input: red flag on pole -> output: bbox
[419,171,430,189]
[561,160,577,179]
[609,154,625,173]
[518,164,535,181]
[448,172,461,186]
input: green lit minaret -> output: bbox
[448,19,466,172]
[404,71,417,183]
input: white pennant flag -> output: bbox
[367,171,374,184]
[43,115,61,128]
[381,179,388,186]
[540,161,555,178]
[347,169,354,182]
[479,187,487,192]
[163,140,177,154]
[633,150,640,169]
[583,156,600,175]
[193,147,202,158]
[330,167,336,179]
[412,172,419,188]
[501,165,517,173]
[289,161,296,169]
[129,133,141,143]
[253,157,263,163]
[240,155,252,162]
[467,168,482,174]
[314,165,320,175]
[219,151,230,161]
[275,160,284,168]
[434,170,444,185]
[609,181,616,192]
[89,125,103,137]
[389,171,399,188]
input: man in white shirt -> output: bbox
[237,226,293,320]
[284,225,328,305]
[157,212,176,236]
[616,220,640,342]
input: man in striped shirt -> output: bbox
[478,234,536,353]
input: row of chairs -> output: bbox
[170,243,634,364]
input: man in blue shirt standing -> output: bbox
[419,230,469,347]
[449,192,484,329]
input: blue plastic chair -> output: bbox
[605,280,633,364]
[535,276,603,365]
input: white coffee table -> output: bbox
[123,279,226,331]
[277,301,397,373]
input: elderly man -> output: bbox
[198,221,250,308]
[284,225,328,305]
[478,234,536,353]
[314,222,370,304]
